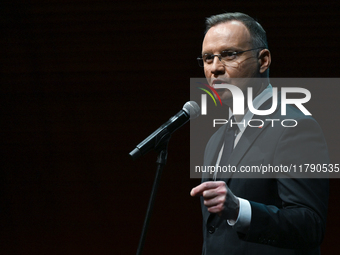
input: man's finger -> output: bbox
[190,181,222,197]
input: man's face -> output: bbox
[202,21,263,105]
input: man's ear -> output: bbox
[258,49,271,74]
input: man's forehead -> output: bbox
[203,21,251,51]
[213,20,248,34]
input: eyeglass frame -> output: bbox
[197,47,266,67]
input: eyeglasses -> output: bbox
[197,47,265,67]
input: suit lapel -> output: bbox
[202,124,227,181]
[221,97,281,181]
[229,119,270,167]
[204,125,227,166]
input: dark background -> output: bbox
[1,1,339,254]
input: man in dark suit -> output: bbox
[190,12,329,255]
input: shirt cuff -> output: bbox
[227,197,251,234]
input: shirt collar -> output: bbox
[229,84,273,134]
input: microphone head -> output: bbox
[183,101,200,120]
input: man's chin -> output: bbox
[218,95,234,107]
[216,89,232,101]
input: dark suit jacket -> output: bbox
[201,98,329,255]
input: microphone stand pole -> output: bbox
[136,141,169,255]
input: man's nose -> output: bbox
[210,56,225,75]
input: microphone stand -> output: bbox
[136,141,169,255]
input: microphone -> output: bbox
[129,101,200,160]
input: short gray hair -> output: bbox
[205,12,268,50]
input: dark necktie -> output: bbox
[218,115,238,169]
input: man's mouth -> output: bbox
[211,79,230,90]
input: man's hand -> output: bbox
[191,181,240,221]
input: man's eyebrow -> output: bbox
[201,48,240,55]
[222,47,239,52]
